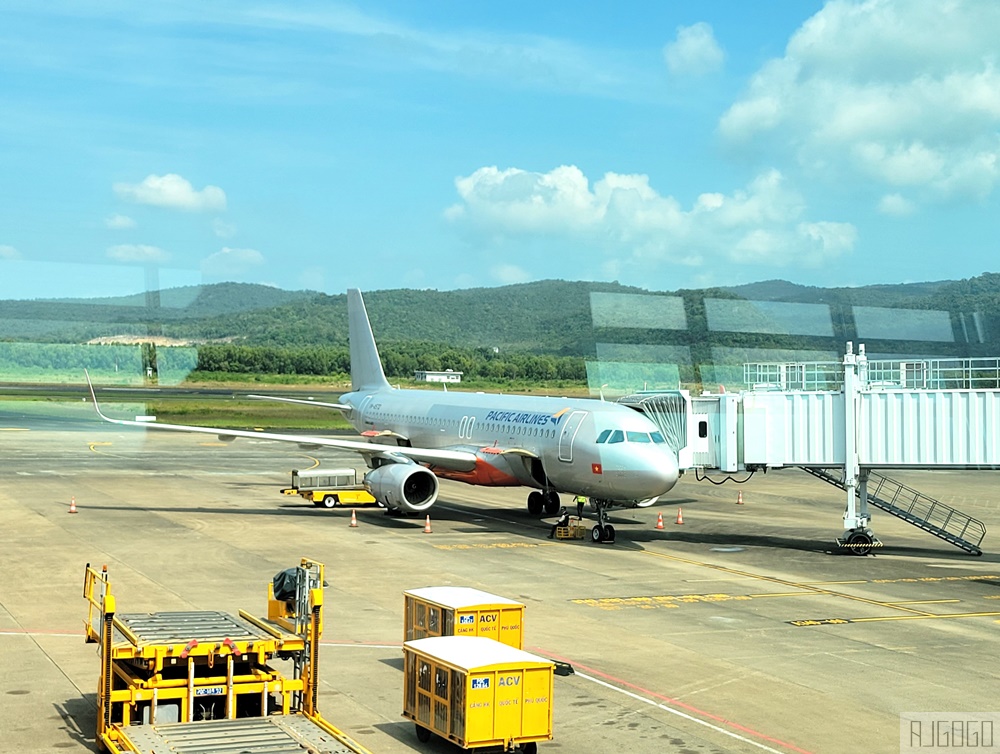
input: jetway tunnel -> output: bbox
[618,344,991,555]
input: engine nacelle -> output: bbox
[363,463,438,513]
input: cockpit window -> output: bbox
[607,430,624,444]
[650,432,666,444]
[596,429,612,444]
[627,431,651,443]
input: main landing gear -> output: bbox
[589,499,615,544]
[527,490,561,516]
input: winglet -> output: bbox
[84,370,105,419]
[85,370,124,425]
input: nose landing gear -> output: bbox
[589,499,615,544]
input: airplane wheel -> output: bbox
[527,491,544,515]
[846,531,873,556]
[544,491,560,515]
[602,524,615,543]
[321,495,338,509]
[415,724,432,743]
[591,525,604,543]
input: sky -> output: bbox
[1,0,999,300]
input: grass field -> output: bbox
[1,374,594,430]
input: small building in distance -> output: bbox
[415,369,463,383]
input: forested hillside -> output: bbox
[3,274,1000,365]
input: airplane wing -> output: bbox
[247,394,351,411]
[85,372,477,471]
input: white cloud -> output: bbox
[491,264,531,284]
[106,244,171,263]
[114,173,227,212]
[0,244,21,260]
[878,193,915,216]
[719,0,1000,201]
[212,218,237,238]
[105,214,136,230]
[447,164,855,275]
[201,247,265,280]
[663,22,724,77]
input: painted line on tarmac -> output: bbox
[0,428,30,431]
[788,610,1000,626]
[538,649,814,754]
[1,629,80,638]
[643,550,937,617]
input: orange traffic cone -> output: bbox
[423,515,432,534]
[675,507,684,525]
[350,509,358,528]
[68,496,78,514]
[655,512,664,530]
[736,490,744,505]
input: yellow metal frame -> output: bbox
[555,517,587,539]
[83,559,374,754]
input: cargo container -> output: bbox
[403,636,554,753]
[404,586,526,649]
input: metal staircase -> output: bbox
[802,468,986,555]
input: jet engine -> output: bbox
[363,463,438,513]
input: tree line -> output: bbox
[195,342,587,382]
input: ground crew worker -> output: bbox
[575,495,587,518]
[547,507,570,539]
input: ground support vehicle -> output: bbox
[403,636,554,753]
[281,467,378,509]
[404,587,526,649]
[82,558,373,754]
[554,517,586,540]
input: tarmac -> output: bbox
[3,398,1000,753]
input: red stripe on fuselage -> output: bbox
[431,457,522,486]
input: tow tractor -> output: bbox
[82,558,374,754]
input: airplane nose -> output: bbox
[601,446,679,499]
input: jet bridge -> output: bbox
[620,344,992,555]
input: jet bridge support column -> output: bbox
[840,344,878,554]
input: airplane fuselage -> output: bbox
[340,386,679,503]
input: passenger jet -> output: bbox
[88,289,680,542]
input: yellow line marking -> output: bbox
[643,550,936,616]
[885,599,960,606]
[801,580,867,585]
[850,612,1000,623]
[433,542,548,551]
[0,428,30,431]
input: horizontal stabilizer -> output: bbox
[247,394,350,411]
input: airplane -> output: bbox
[87,289,680,543]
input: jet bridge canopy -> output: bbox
[626,345,992,554]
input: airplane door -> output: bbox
[558,411,587,462]
[358,395,373,424]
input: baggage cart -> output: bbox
[404,586,526,649]
[403,636,554,753]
